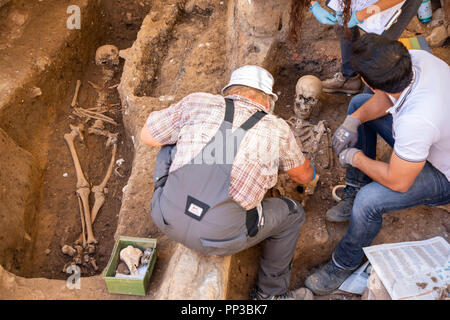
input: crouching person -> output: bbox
[141,65,316,300]
[305,34,450,295]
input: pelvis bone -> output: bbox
[120,246,143,276]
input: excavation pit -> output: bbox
[0,0,449,300]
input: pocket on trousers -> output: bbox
[200,233,248,256]
[150,192,171,229]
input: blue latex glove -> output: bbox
[347,11,363,28]
[309,2,337,25]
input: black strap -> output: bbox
[154,175,168,191]
[239,111,266,131]
[224,98,235,123]
[246,207,259,237]
[224,98,267,131]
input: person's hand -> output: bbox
[309,2,337,25]
[347,11,363,28]
[332,115,361,155]
[338,148,361,168]
[336,11,364,28]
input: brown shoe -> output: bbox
[322,72,362,94]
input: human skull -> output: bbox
[294,75,322,120]
[119,245,143,276]
[95,44,119,66]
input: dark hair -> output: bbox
[351,33,413,93]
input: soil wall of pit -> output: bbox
[0,0,149,278]
[118,0,449,300]
[0,0,106,276]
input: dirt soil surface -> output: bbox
[226,16,450,299]
[7,0,154,280]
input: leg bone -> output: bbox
[90,143,117,223]
[64,124,96,245]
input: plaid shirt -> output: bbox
[146,93,305,210]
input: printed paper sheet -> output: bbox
[326,0,406,35]
[363,237,450,300]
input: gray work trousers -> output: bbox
[151,145,306,296]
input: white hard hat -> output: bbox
[222,65,278,102]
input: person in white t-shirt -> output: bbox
[304,33,450,296]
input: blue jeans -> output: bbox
[332,94,450,270]
[345,94,394,188]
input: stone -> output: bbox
[429,8,444,28]
[226,0,291,71]
[116,262,130,275]
[8,10,28,27]
[29,87,42,99]
[426,25,448,47]
[406,16,427,34]
[0,128,41,274]
[154,244,230,300]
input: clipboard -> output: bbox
[325,0,406,35]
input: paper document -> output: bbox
[326,0,406,35]
[339,261,371,294]
[363,236,450,300]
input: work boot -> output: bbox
[304,260,353,295]
[322,72,362,94]
[253,287,314,300]
[326,185,358,222]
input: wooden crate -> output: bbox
[103,236,157,296]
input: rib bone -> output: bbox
[73,107,118,125]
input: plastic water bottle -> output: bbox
[417,0,432,23]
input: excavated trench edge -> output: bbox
[0,0,137,282]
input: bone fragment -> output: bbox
[77,187,97,245]
[88,126,118,147]
[90,258,99,271]
[62,245,77,257]
[116,262,130,275]
[87,244,96,254]
[120,246,143,276]
[71,80,82,107]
